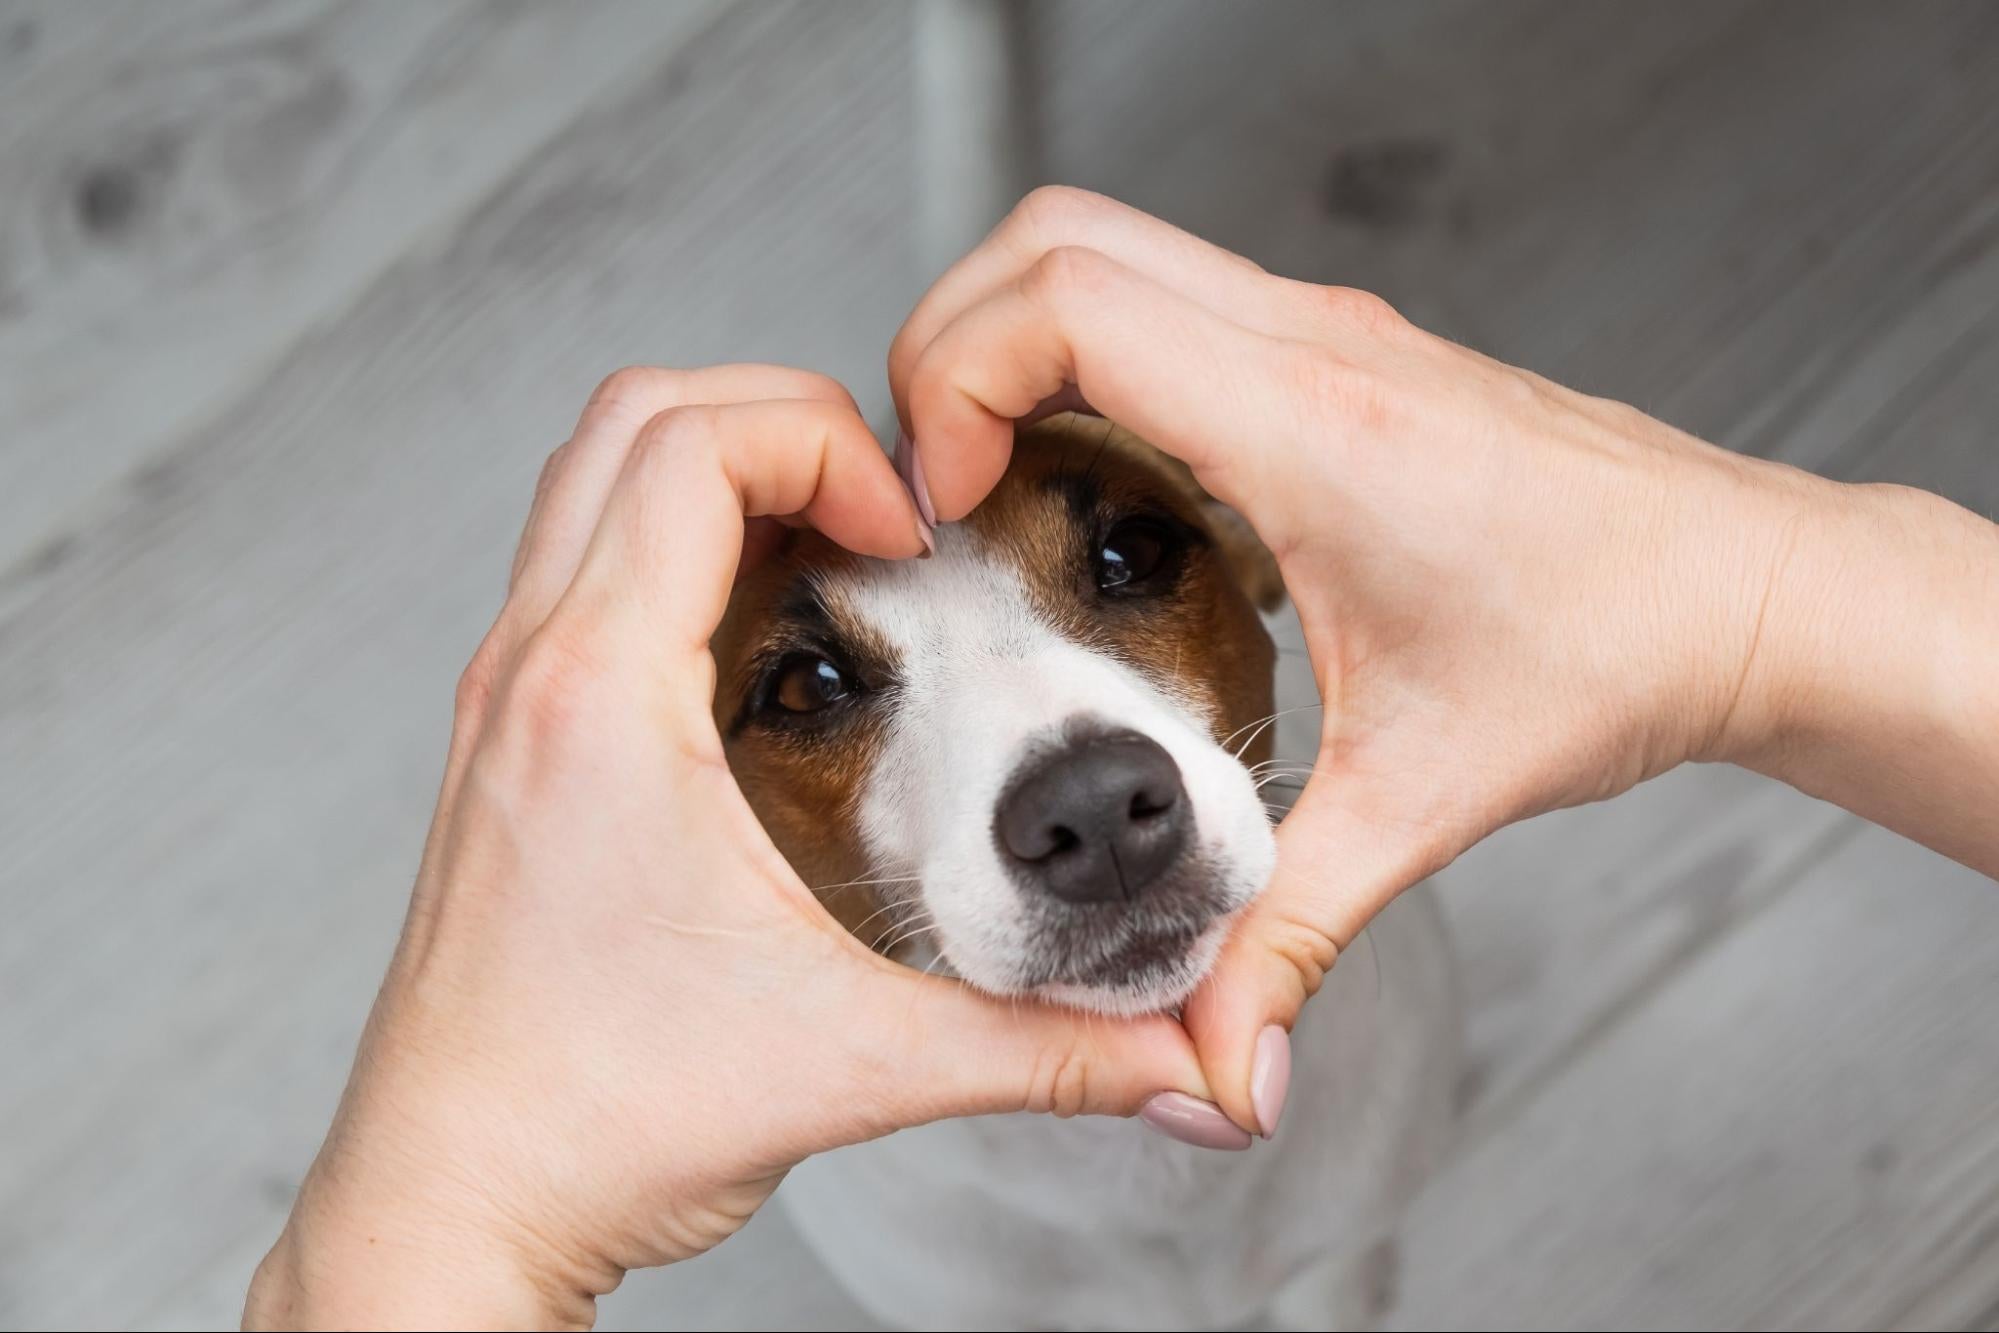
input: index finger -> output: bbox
[888,187,1287,432]
[900,245,1304,523]
[554,397,927,673]
[510,365,861,635]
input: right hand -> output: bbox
[887,186,1833,1135]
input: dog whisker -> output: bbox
[846,890,927,940]
[1219,709,1284,751]
[1223,703,1324,759]
[876,920,942,957]
[867,913,930,953]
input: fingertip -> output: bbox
[1183,922,1315,1136]
[801,423,935,563]
[901,356,1029,524]
[1182,975,1266,1136]
[1250,1023,1292,1139]
[893,429,940,535]
[1138,1092,1253,1151]
[914,425,1015,525]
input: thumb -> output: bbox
[839,957,1248,1148]
[1181,782,1424,1137]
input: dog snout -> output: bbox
[994,729,1191,905]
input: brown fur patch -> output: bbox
[711,415,1283,953]
[711,540,894,941]
[970,415,1281,766]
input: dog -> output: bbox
[713,413,1460,1330]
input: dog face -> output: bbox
[713,415,1284,1014]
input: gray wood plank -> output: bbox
[1434,771,1853,1136]
[0,0,729,580]
[1387,821,1999,1332]
[1839,283,1999,521]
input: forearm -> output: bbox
[1727,471,1999,876]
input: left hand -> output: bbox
[245,365,1218,1331]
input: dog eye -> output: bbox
[771,655,853,714]
[1096,519,1173,592]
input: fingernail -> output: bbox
[1251,1025,1291,1139]
[1139,1092,1253,1151]
[894,428,940,529]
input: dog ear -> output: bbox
[1199,492,1286,612]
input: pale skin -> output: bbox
[247,190,1999,1329]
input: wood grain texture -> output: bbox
[0,0,728,579]
[2,2,1995,1328]
[1387,824,1999,1332]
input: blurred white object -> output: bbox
[913,1,1036,280]
[779,602,1463,1331]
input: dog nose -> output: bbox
[995,729,1191,904]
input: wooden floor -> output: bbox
[3,3,1995,1328]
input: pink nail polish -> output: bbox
[894,428,940,529]
[1251,1025,1291,1139]
[1139,1092,1252,1151]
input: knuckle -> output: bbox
[1265,910,1342,1001]
[588,364,673,413]
[1011,184,1108,242]
[786,368,850,406]
[1025,1039,1092,1119]
[639,402,722,455]
[453,636,504,730]
[531,442,568,501]
[1022,244,1112,305]
[886,319,926,386]
[1316,284,1405,337]
[1287,345,1394,434]
[500,622,610,752]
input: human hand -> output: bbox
[244,365,1219,1330]
[887,187,1842,1137]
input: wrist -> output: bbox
[245,1105,607,1331]
[246,1180,593,1332]
[1720,478,1951,765]
[1709,474,1999,865]
[1689,457,1853,770]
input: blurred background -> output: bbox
[3,2,1996,1328]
